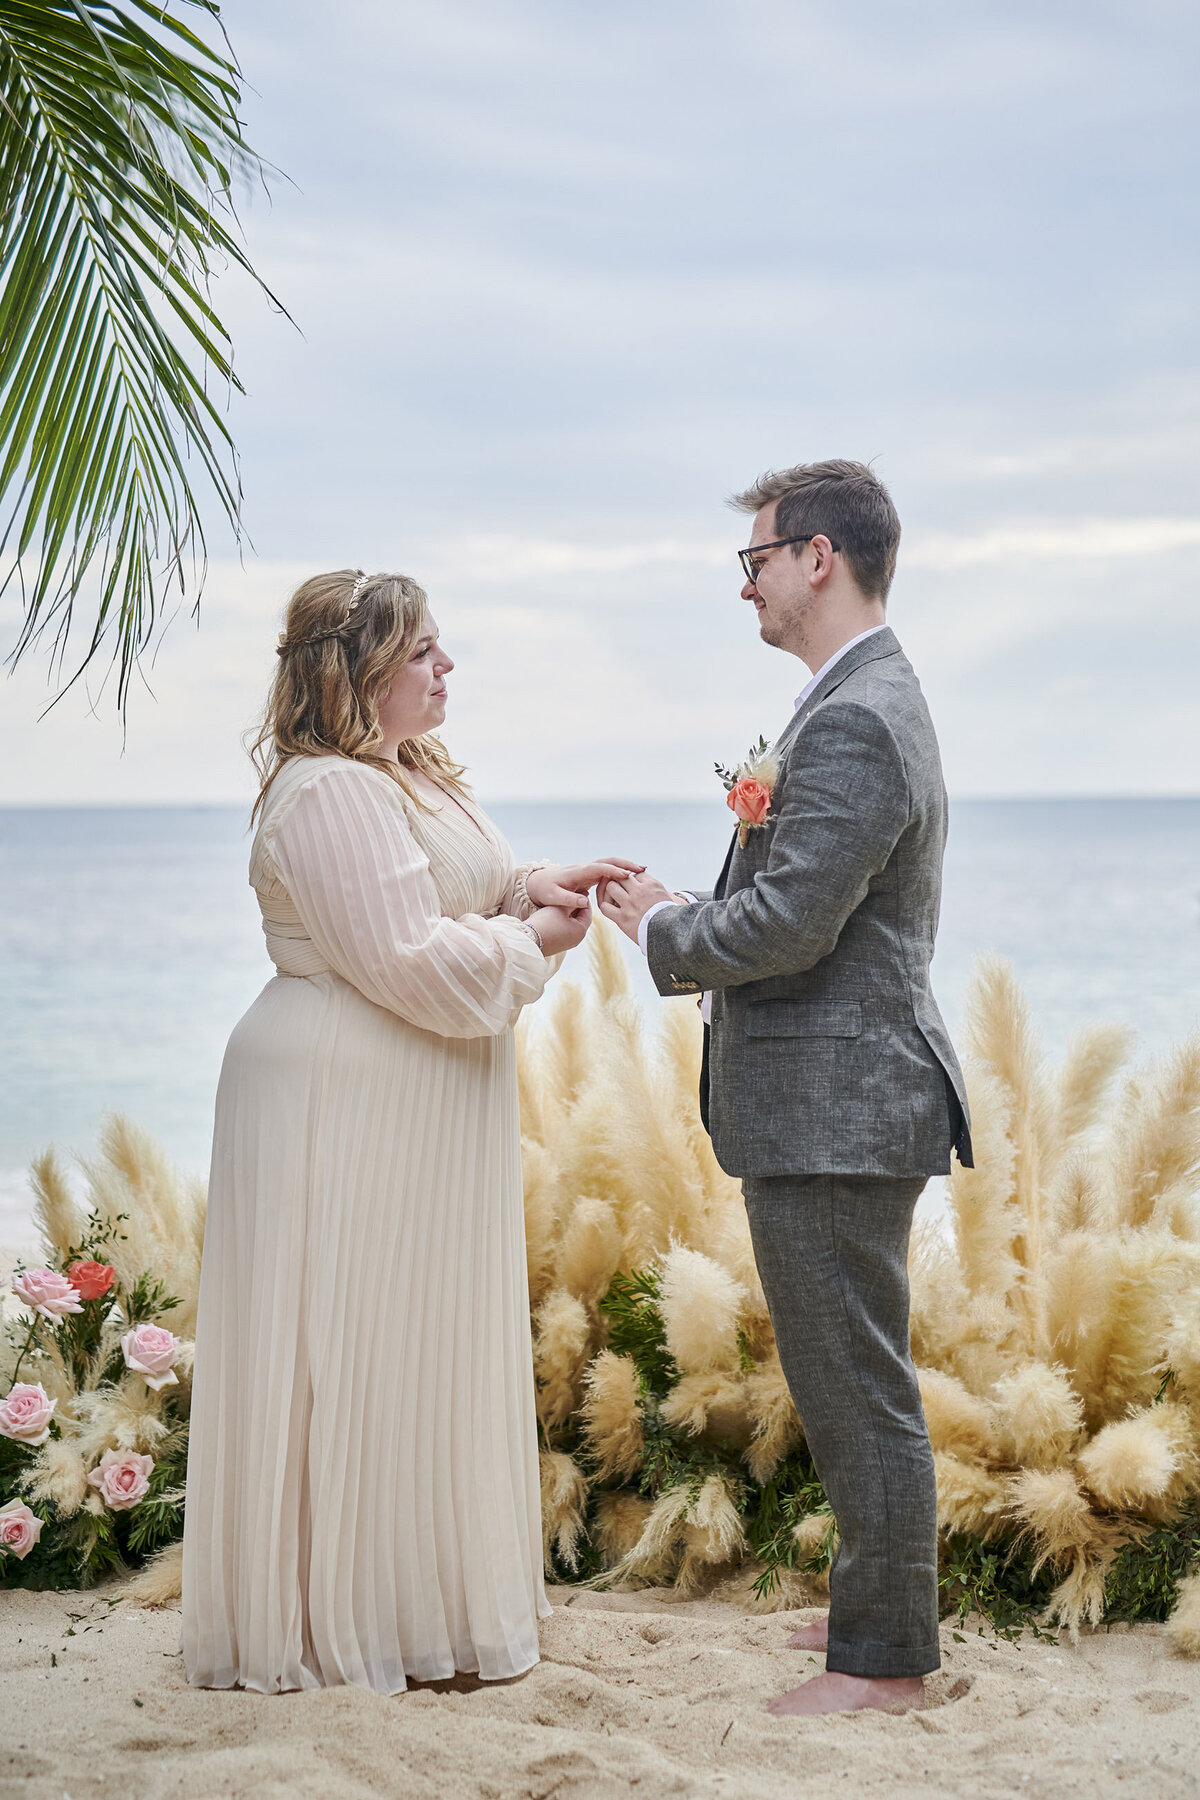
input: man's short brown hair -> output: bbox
[731,459,901,601]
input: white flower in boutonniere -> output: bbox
[714,735,781,848]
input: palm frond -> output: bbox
[0,0,285,707]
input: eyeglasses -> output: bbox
[737,534,841,585]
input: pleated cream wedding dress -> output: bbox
[182,753,556,1694]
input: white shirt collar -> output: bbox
[793,624,888,712]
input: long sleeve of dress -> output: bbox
[498,861,546,921]
[266,763,549,1038]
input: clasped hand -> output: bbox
[524,858,642,956]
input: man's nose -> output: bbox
[741,579,758,602]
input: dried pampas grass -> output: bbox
[124,1539,184,1606]
[13,930,1200,1645]
[519,930,1200,1648]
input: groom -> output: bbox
[599,459,972,1717]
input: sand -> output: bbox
[4,1585,1200,1799]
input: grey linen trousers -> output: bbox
[741,1172,940,1679]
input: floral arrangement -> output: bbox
[0,1124,201,1591]
[5,925,1200,1655]
[715,736,780,847]
[522,927,1200,1646]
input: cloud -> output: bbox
[3,0,1198,800]
[905,517,1200,570]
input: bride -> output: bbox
[181,568,638,1694]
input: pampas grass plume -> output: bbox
[660,1371,747,1442]
[29,1150,87,1262]
[918,1368,997,1460]
[1078,1408,1186,1512]
[532,1289,592,1429]
[556,1197,624,1306]
[657,1245,745,1375]
[579,1350,644,1480]
[741,1354,801,1482]
[1167,1568,1200,1657]
[933,1453,1010,1539]
[21,1439,89,1516]
[126,1540,184,1606]
[992,1363,1083,1469]
[540,1450,587,1573]
[677,1474,746,1593]
[1011,1467,1098,1565]
[592,1492,655,1570]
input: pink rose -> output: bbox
[12,1268,83,1322]
[726,776,772,826]
[87,1449,154,1511]
[0,1382,56,1445]
[0,1499,42,1560]
[67,1260,116,1300]
[121,1323,179,1392]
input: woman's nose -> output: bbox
[437,651,455,674]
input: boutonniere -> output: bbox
[715,735,780,847]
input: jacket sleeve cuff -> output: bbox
[636,896,696,957]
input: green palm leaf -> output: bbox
[0,0,284,707]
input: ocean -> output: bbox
[3,798,1199,1245]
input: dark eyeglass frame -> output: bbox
[738,533,842,584]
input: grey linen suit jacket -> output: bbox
[646,627,973,1179]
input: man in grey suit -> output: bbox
[599,460,972,1717]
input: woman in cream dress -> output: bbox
[182,569,638,1694]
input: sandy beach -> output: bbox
[4,1583,1198,1799]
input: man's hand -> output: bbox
[597,869,685,943]
[526,859,644,910]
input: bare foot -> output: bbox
[768,1671,925,1717]
[786,1616,828,1651]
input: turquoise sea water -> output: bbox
[3,799,1200,1243]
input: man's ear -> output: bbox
[808,534,837,587]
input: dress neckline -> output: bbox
[408,771,490,843]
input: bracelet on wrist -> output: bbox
[520,920,544,954]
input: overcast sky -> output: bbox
[2,0,1198,802]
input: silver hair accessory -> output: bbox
[275,572,375,656]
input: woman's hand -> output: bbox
[528,903,593,956]
[526,859,644,910]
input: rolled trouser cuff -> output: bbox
[825,1635,942,1679]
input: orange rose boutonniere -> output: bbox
[715,736,781,847]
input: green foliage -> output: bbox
[120,1273,181,1328]
[125,1450,186,1558]
[743,1446,833,1600]
[599,1269,677,1398]
[1105,1515,1200,1625]
[0,1500,124,1592]
[0,0,287,705]
[937,1534,1059,1641]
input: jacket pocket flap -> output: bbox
[744,1001,863,1039]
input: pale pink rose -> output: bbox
[121,1323,179,1391]
[87,1448,154,1511]
[0,1382,56,1445]
[12,1267,84,1322]
[0,1499,43,1560]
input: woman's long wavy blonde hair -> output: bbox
[249,568,468,822]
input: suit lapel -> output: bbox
[710,629,902,899]
[713,829,738,900]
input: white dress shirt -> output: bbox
[636,625,888,1022]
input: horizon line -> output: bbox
[3,792,1200,811]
